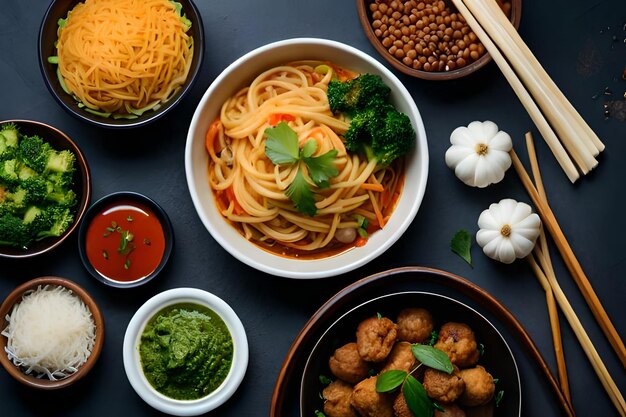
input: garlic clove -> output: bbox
[454,153,481,185]
[490,131,513,151]
[495,238,517,264]
[450,126,475,146]
[445,144,475,169]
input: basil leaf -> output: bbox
[411,344,453,374]
[265,122,299,164]
[375,370,406,392]
[450,229,472,266]
[403,375,433,417]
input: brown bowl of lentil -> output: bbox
[357,0,521,80]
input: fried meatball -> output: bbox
[396,308,434,343]
[323,380,358,417]
[423,366,465,403]
[434,322,480,368]
[350,376,394,417]
[381,341,416,373]
[458,365,495,406]
[435,403,467,417]
[356,316,398,362]
[329,342,371,383]
[392,392,413,417]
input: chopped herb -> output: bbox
[478,343,485,356]
[433,402,445,412]
[265,122,339,216]
[428,330,439,346]
[106,227,115,232]
[355,214,369,238]
[127,215,133,222]
[111,221,117,228]
[103,250,108,260]
[103,233,109,237]
[451,229,472,266]
[495,390,504,407]
[124,259,131,270]
[493,378,500,385]
[319,375,332,385]
[314,410,326,417]
[377,312,382,320]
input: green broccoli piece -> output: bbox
[28,206,74,240]
[21,177,49,205]
[0,126,18,161]
[19,134,52,173]
[0,214,31,248]
[371,109,415,166]
[46,149,75,173]
[0,123,19,148]
[327,74,391,114]
[0,159,19,183]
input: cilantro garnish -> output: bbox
[265,122,338,216]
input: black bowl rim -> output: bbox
[77,191,174,288]
[299,290,522,416]
[0,119,91,259]
[37,0,205,129]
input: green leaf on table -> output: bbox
[403,374,433,417]
[451,229,472,266]
[411,344,453,374]
[375,370,407,392]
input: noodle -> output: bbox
[207,62,406,257]
[55,0,193,116]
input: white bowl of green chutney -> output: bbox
[123,288,249,416]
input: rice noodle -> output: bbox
[2,285,96,380]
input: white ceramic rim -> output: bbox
[185,37,429,279]
[122,288,249,416]
[300,291,522,416]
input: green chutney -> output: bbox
[139,303,234,400]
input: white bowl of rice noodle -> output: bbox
[185,38,429,279]
[0,276,104,389]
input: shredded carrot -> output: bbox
[226,186,245,215]
[354,236,368,247]
[205,119,221,159]
[360,183,385,192]
[368,190,386,228]
[268,113,295,126]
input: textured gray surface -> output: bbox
[0,0,624,416]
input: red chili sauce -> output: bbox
[85,200,165,283]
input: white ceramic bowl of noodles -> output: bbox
[185,38,428,279]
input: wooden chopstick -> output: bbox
[527,248,571,404]
[449,0,579,182]
[527,251,626,416]
[475,0,605,155]
[462,0,598,173]
[510,147,626,367]
[524,133,571,402]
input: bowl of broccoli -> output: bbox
[0,120,91,258]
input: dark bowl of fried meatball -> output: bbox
[300,291,521,417]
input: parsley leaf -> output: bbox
[264,122,339,216]
[265,122,299,164]
[303,149,339,188]
[285,167,317,216]
[451,229,472,266]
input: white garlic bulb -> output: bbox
[445,120,513,188]
[476,199,541,264]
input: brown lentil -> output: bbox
[368,0,513,73]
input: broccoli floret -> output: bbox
[27,206,74,240]
[327,74,391,114]
[0,214,30,248]
[46,149,76,173]
[19,134,52,173]
[0,159,19,183]
[371,109,415,166]
[21,177,49,205]
[0,123,19,148]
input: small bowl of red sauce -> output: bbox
[78,192,174,288]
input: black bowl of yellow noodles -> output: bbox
[38,0,204,129]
